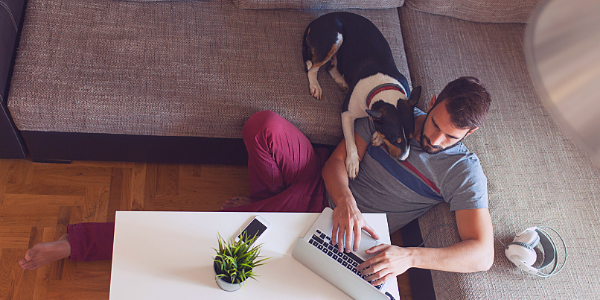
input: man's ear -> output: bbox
[428,95,437,112]
[466,127,479,136]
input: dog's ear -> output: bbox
[366,109,383,120]
[407,86,421,107]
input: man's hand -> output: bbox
[323,130,376,252]
[357,244,413,286]
[332,202,380,253]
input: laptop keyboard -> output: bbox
[309,229,383,290]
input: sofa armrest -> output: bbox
[1,0,22,99]
[0,0,27,159]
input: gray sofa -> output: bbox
[3,0,600,299]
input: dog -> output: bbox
[302,12,421,179]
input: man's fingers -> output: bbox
[338,230,346,252]
[365,243,389,254]
[370,273,395,287]
[363,271,379,282]
[336,223,346,251]
[363,223,380,240]
[361,262,386,281]
[357,250,388,271]
[332,222,339,246]
[344,227,353,252]
[353,226,361,251]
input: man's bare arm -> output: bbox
[322,131,380,252]
[412,208,494,271]
[358,208,494,285]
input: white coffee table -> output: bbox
[109,211,400,299]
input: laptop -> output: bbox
[292,207,392,300]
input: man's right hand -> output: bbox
[322,130,377,252]
[332,200,380,253]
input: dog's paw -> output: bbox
[340,82,349,93]
[332,76,349,93]
[371,132,384,147]
[345,153,360,179]
[310,84,322,100]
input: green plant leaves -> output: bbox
[213,232,269,285]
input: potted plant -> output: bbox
[213,232,268,292]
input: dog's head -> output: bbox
[366,86,421,161]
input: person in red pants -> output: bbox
[19,110,329,270]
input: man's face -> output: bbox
[420,99,476,154]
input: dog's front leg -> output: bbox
[307,64,322,100]
[371,131,384,147]
[342,112,360,179]
[327,54,349,93]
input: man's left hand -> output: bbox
[357,244,414,286]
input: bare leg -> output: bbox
[221,196,252,210]
[19,233,71,270]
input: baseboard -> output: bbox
[21,130,338,165]
[22,131,249,165]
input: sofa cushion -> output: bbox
[233,0,404,10]
[400,6,600,299]
[405,0,544,23]
[8,0,410,146]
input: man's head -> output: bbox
[420,77,491,154]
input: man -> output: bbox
[324,76,494,286]
[21,77,493,288]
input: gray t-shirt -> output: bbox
[327,110,488,232]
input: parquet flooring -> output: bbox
[0,159,411,300]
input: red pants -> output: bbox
[68,110,328,261]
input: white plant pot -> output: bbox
[215,275,243,292]
[214,262,244,292]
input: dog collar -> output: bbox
[366,83,406,107]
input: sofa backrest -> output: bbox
[233,0,404,10]
[405,0,545,23]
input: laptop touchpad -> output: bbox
[355,230,381,260]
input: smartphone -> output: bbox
[235,216,270,243]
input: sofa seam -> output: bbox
[396,7,418,93]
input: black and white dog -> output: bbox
[303,12,421,179]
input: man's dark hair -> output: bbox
[432,76,491,130]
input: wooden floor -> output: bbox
[0,159,411,300]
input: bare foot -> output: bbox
[19,233,71,270]
[221,196,252,210]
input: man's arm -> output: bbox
[358,208,494,285]
[322,131,380,252]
